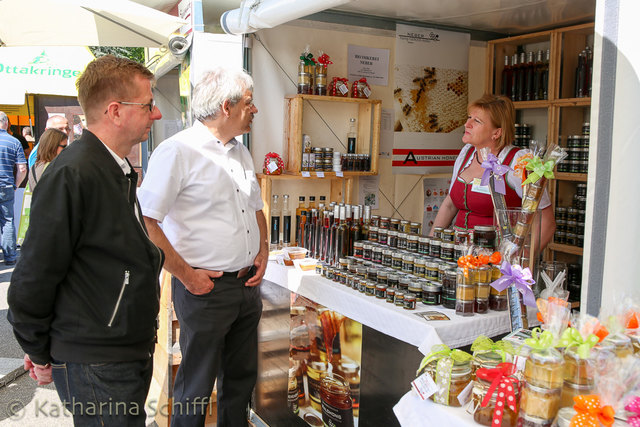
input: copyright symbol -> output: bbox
[7,400,25,420]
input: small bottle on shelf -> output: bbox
[361,205,371,241]
[510,53,519,102]
[500,55,511,98]
[328,204,340,265]
[349,206,363,256]
[516,51,527,101]
[282,194,291,247]
[335,205,350,262]
[347,118,357,154]
[533,50,544,100]
[542,49,550,100]
[270,195,280,251]
[525,51,535,101]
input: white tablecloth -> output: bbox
[263,262,539,354]
[393,390,477,427]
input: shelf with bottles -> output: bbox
[557,23,594,101]
[284,94,381,175]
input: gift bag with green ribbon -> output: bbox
[416,344,473,406]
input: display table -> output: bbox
[264,261,539,353]
[393,390,477,427]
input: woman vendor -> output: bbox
[430,94,555,249]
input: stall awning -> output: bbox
[0,46,95,105]
[0,0,186,48]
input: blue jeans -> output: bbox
[0,186,16,262]
[51,358,152,427]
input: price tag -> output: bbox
[457,380,474,406]
[411,372,438,401]
[266,161,279,173]
[339,83,349,95]
[275,254,285,265]
[316,171,325,178]
[336,171,344,177]
[363,86,372,98]
[301,171,311,178]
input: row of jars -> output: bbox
[369,215,422,235]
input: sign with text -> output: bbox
[347,44,390,86]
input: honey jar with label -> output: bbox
[524,348,564,389]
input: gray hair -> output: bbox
[191,67,253,121]
[0,112,8,127]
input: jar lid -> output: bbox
[445,269,457,278]
[433,227,444,232]
[363,244,373,249]
[473,225,495,232]
[426,261,439,268]
[418,236,429,242]
[424,283,443,292]
[395,291,405,297]
[393,251,403,257]
[402,255,414,261]
[380,216,390,221]
[391,218,400,223]
[529,347,563,364]
[399,276,411,284]
[404,295,416,302]
[388,273,399,279]
[430,240,441,246]
[382,249,392,255]
[414,258,426,265]
[353,241,364,248]
[367,266,378,272]
[443,228,454,234]
[375,284,387,290]
[407,234,418,241]
[410,222,421,226]
[386,288,395,294]
[400,220,410,225]
[370,226,379,232]
[388,230,398,237]
[441,242,454,249]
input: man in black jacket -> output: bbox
[7,55,164,426]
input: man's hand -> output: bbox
[183,268,223,295]
[246,249,267,287]
[24,354,52,385]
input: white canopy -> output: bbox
[0,0,186,48]
[0,46,95,104]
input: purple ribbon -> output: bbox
[490,261,537,307]
[480,153,512,195]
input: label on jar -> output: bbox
[411,372,438,400]
[456,380,474,406]
[321,400,354,427]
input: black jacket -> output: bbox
[8,130,164,365]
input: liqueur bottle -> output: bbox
[309,209,318,255]
[525,51,535,101]
[516,51,527,101]
[533,50,544,100]
[575,50,586,98]
[320,210,332,262]
[347,118,357,154]
[349,206,363,256]
[328,204,340,265]
[303,210,312,250]
[270,195,280,251]
[541,49,550,100]
[282,194,291,247]
[335,206,350,262]
[361,205,371,241]
[510,54,519,102]
[500,55,511,98]
[584,45,593,97]
[295,196,306,246]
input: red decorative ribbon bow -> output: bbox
[570,395,615,427]
[625,396,640,427]
[476,363,519,427]
[317,53,333,65]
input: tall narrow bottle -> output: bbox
[500,55,511,98]
[541,49,550,100]
[525,51,535,101]
[314,205,325,258]
[575,51,586,98]
[295,196,306,246]
[349,206,363,256]
[510,54,519,102]
[328,204,340,265]
[584,45,593,97]
[320,210,331,261]
[533,50,544,100]
[361,205,371,241]
[282,194,291,247]
[335,206,350,262]
[310,209,319,257]
[517,51,527,101]
[347,118,357,154]
[303,210,313,250]
[270,195,280,251]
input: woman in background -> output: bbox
[430,94,555,249]
[28,128,67,190]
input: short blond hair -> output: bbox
[469,94,515,151]
[76,55,154,124]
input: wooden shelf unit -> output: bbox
[548,243,584,256]
[284,94,382,174]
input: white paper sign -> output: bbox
[348,45,390,86]
[411,372,438,400]
[316,171,325,178]
[457,380,474,406]
[336,171,344,177]
[359,176,380,209]
[301,171,311,177]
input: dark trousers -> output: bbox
[51,358,153,427]
[171,272,262,427]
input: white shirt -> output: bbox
[449,144,551,209]
[100,140,141,222]
[139,120,263,271]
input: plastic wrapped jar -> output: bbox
[524,348,564,389]
[489,295,508,311]
[457,266,478,285]
[471,351,504,378]
[518,382,561,424]
[477,266,492,284]
[472,377,519,426]
[475,298,489,314]
[473,225,497,249]
[432,360,472,407]
[562,347,594,386]
[560,381,593,408]
[599,333,634,358]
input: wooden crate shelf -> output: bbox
[548,243,584,256]
[553,172,588,182]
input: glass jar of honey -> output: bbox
[518,382,561,424]
[426,261,439,281]
[432,360,472,407]
[391,252,403,270]
[599,332,634,358]
[489,294,508,311]
[524,348,564,389]
[418,236,430,255]
[394,291,405,307]
[386,230,398,248]
[320,374,354,427]
[456,284,475,302]
[457,266,478,285]
[560,381,593,408]
[562,347,594,386]
[472,378,519,426]
[368,226,379,243]
[471,351,504,377]
[407,234,419,252]
[379,216,390,229]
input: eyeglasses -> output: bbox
[58,144,67,148]
[104,100,156,114]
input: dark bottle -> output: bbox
[282,194,291,247]
[347,118,357,154]
[335,206,350,262]
[584,46,593,97]
[533,50,544,100]
[510,54,519,102]
[303,210,313,250]
[295,196,306,246]
[525,51,535,101]
[314,205,324,259]
[320,210,332,262]
[349,206,363,256]
[541,49,550,100]
[328,204,340,265]
[500,55,511,98]
[345,204,353,228]
[270,195,280,251]
[516,51,527,101]
[309,209,319,256]
[575,50,586,98]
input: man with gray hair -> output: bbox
[139,66,267,427]
[0,112,27,265]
